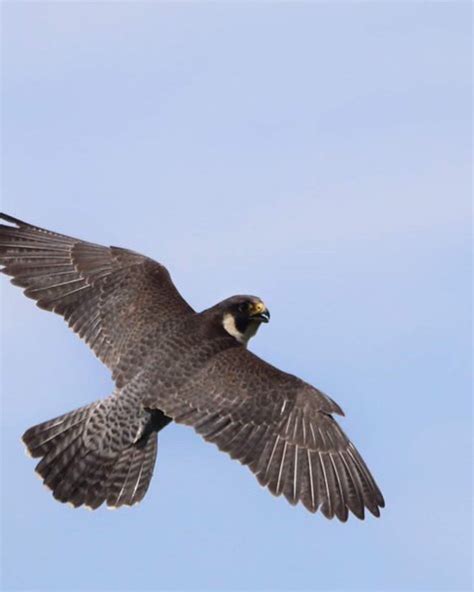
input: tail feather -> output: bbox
[131,436,159,503]
[38,437,84,488]
[53,451,100,504]
[82,458,119,509]
[22,402,160,509]
[106,436,158,507]
[106,446,140,507]
[23,405,92,458]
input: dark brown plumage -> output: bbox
[1,213,384,520]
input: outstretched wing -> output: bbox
[147,346,384,521]
[0,213,194,384]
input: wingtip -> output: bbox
[19,434,30,455]
[0,213,26,227]
[368,505,381,518]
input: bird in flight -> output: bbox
[0,213,384,521]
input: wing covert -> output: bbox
[148,346,384,521]
[0,213,194,382]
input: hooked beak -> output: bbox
[250,302,270,323]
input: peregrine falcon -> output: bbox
[0,213,384,521]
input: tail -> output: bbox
[22,402,168,509]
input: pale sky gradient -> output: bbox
[1,2,472,591]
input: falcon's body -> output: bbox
[0,213,384,520]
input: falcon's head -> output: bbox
[218,295,270,345]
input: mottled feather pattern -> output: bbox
[141,346,384,520]
[22,397,163,509]
[0,213,194,375]
[1,214,384,520]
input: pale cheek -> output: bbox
[222,313,246,344]
[222,314,261,345]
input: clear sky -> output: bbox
[1,2,471,591]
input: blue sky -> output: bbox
[1,2,471,591]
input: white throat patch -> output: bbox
[222,313,246,344]
[222,312,259,346]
